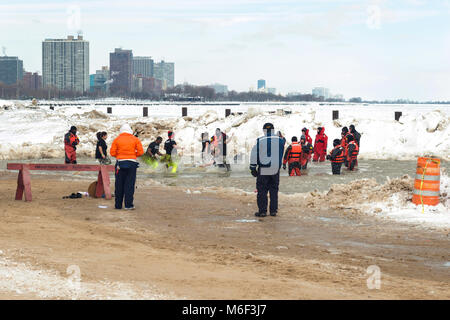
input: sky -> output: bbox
[1,0,450,100]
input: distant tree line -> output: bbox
[1,81,449,104]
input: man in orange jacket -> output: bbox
[282,136,302,176]
[110,123,144,210]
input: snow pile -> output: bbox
[363,173,450,228]
[295,172,449,228]
[0,256,176,299]
[0,100,449,161]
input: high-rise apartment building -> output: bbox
[154,60,174,89]
[0,56,23,85]
[133,57,154,78]
[42,35,89,92]
[110,48,133,95]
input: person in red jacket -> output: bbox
[313,127,328,162]
[301,127,313,145]
[282,136,302,176]
[110,123,144,210]
[64,126,80,164]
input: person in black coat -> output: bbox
[95,131,111,165]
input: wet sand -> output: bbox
[0,172,449,299]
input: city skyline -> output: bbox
[1,0,449,100]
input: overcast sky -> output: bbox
[1,0,449,100]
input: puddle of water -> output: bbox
[235,219,258,223]
[444,262,450,267]
[317,217,333,222]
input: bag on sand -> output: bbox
[62,192,83,199]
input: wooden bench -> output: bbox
[6,163,115,202]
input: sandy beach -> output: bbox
[0,171,448,299]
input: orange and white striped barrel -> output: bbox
[412,157,440,206]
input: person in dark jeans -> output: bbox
[250,123,284,217]
[114,160,139,209]
[95,131,111,165]
[110,123,144,210]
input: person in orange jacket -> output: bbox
[326,139,345,174]
[313,127,328,162]
[110,123,144,210]
[64,126,80,164]
[282,136,302,176]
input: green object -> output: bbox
[142,154,159,169]
[161,154,178,173]
[142,154,178,173]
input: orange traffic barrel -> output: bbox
[412,157,440,206]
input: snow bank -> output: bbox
[0,100,449,161]
[294,171,450,229]
[363,173,450,228]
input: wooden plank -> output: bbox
[95,166,112,200]
[7,163,115,172]
[100,166,112,200]
[14,164,32,201]
[22,165,32,201]
[15,166,24,200]
[95,170,104,198]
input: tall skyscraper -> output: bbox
[257,79,266,90]
[154,60,174,89]
[133,57,154,78]
[42,35,89,92]
[110,48,133,95]
[0,56,23,85]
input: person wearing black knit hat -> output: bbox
[249,122,285,217]
[326,139,345,174]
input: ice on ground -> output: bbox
[0,99,449,161]
[0,256,176,299]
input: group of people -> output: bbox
[143,131,178,173]
[64,124,145,210]
[281,125,361,176]
[249,123,361,217]
[62,121,361,215]
[200,128,231,170]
